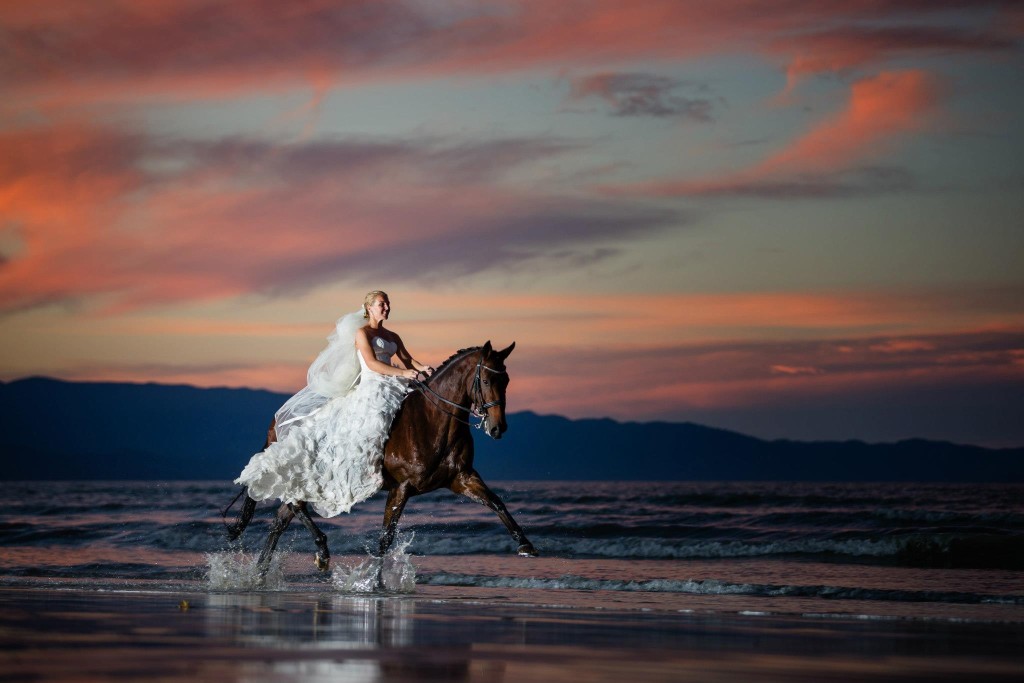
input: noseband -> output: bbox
[413,351,507,429]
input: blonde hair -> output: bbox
[362,290,389,318]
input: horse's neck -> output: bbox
[429,359,474,407]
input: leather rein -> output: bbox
[412,351,507,429]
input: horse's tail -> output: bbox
[222,486,257,541]
[222,418,277,540]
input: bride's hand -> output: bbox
[402,368,419,380]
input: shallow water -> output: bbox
[2,480,1022,623]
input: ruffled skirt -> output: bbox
[235,372,410,517]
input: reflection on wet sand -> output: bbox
[205,593,504,682]
[2,586,1022,683]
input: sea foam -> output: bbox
[331,533,417,593]
[204,550,288,591]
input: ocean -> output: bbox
[1,480,1021,620]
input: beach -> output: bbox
[2,480,1022,681]
[3,583,1023,683]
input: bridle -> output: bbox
[413,350,507,430]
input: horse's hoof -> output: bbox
[517,543,538,557]
[314,553,330,572]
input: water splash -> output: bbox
[204,551,287,591]
[332,533,417,593]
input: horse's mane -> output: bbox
[425,346,482,385]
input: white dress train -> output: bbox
[234,337,410,517]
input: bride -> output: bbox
[234,290,433,517]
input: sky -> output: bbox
[1,0,1023,447]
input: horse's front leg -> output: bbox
[451,471,537,557]
[256,502,295,578]
[378,483,413,558]
[291,502,330,572]
[372,483,415,590]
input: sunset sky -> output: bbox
[2,1,1022,447]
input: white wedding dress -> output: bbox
[234,336,411,517]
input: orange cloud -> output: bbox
[32,336,1014,420]
[0,120,678,314]
[504,327,1024,419]
[612,69,945,198]
[9,286,1021,441]
[756,70,945,175]
[55,362,308,394]
[0,123,148,308]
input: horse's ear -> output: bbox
[497,341,515,360]
[482,340,492,354]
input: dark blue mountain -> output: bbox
[1,377,1021,481]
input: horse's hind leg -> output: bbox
[256,503,295,578]
[291,502,330,572]
[452,471,537,557]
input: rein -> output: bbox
[413,353,506,429]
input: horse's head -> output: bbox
[475,340,515,440]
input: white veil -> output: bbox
[274,309,365,441]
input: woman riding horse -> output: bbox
[227,291,536,578]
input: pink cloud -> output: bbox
[509,327,1024,417]
[0,1,1015,108]
[756,70,945,174]
[773,23,1017,97]
[869,339,937,354]
[610,69,946,198]
[0,121,678,313]
[770,365,823,376]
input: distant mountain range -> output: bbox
[1,377,1021,482]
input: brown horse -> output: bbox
[224,341,537,580]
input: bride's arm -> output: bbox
[393,334,434,376]
[355,328,419,379]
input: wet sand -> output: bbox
[2,585,1022,682]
